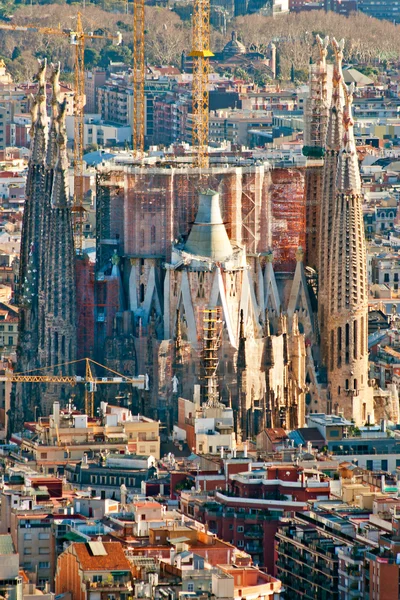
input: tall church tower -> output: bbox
[42,99,76,411]
[15,60,48,424]
[318,38,345,365]
[13,61,77,425]
[326,82,373,424]
[304,35,329,269]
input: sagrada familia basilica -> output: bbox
[14,39,399,437]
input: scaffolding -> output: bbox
[96,161,307,272]
[201,307,222,407]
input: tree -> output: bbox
[84,47,100,68]
[99,43,132,67]
[11,46,21,60]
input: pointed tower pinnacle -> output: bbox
[42,97,76,411]
[51,99,70,208]
[326,80,373,425]
[39,63,61,361]
[47,63,61,170]
[318,38,345,366]
[31,59,48,165]
[15,60,49,425]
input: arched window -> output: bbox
[337,327,342,368]
[353,320,357,360]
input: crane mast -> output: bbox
[189,0,213,169]
[133,0,145,153]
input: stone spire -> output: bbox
[15,60,49,426]
[42,98,76,404]
[39,63,60,361]
[318,38,345,366]
[304,34,329,268]
[326,80,373,424]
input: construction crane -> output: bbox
[132,0,145,154]
[0,16,122,251]
[189,0,213,169]
[5,357,145,418]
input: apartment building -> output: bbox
[55,541,134,600]
[13,402,160,473]
[0,535,22,600]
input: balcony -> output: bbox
[246,543,263,553]
[244,529,264,539]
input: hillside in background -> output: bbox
[0,2,399,82]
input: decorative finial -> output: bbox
[292,312,299,336]
[296,246,304,262]
[316,35,329,67]
[29,94,38,139]
[50,62,61,109]
[342,82,355,132]
[266,249,274,263]
[331,38,345,90]
[35,58,47,125]
[278,311,287,335]
[239,309,245,340]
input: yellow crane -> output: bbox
[189,0,213,168]
[133,0,145,154]
[6,357,145,418]
[0,15,122,251]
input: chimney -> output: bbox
[243,442,248,458]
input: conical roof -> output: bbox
[184,190,233,261]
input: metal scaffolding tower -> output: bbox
[189,0,213,169]
[133,0,145,153]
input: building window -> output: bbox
[237,526,244,532]
[237,540,244,547]
[24,548,32,555]
[38,533,50,540]
[151,225,156,244]
[384,273,390,282]
[93,576,103,583]
[24,534,32,541]
[100,476,106,485]
[187,583,194,592]
[90,475,97,484]
[39,562,50,569]
[40,453,47,459]
[8,336,13,346]
[39,548,49,555]
[110,477,116,485]
[140,229,145,247]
